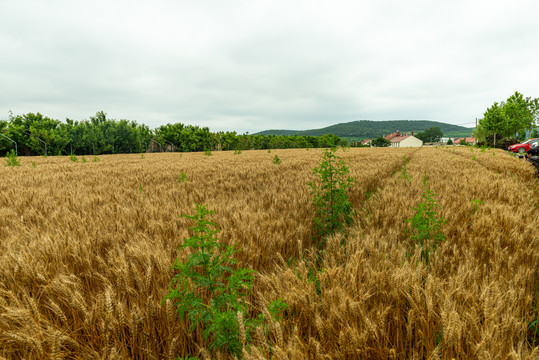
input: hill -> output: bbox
[255,120,474,140]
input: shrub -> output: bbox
[398,155,411,183]
[308,147,355,249]
[178,170,188,183]
[371,137,391,147]
[406,172,446,265]
[164,204,257,357]
[69,154,78,162]
[5,150,20,167]
[204,149,212,156]
[273,154,281,165]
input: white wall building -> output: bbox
[390,135,423,147]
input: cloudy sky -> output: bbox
[1,0,538,133]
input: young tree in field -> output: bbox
[308,148,355,249]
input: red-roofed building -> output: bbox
[389,134,423,147]
[384,132,400,141]
[361,139,372,146]
[454,137,476,145]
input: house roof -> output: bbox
[455,137,476,144]
[384,133,399,140]
[390,135,411,143]
[361,139,371,144]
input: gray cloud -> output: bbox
[1,0,538,132]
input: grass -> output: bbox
[0,148,538,359]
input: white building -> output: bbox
[390,135,423,148]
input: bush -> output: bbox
[4,150,20,167]
[406,173,446,265]
[308,147,355,249]
[164,205,257,357]
[178,170,188,183]
[476,135,518,149]
[371,137,391,147]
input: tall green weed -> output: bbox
[308,147,355,249]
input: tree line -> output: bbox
[0,111,347,156]
[474,91,539,148]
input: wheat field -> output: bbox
[0,147,538,359]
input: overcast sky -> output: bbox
[1,0,538,133]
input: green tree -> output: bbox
[416,127,443,143]
[480,102,506,147]
[371,136,391,147]
[504,91,534,137]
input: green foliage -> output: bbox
[178,170,188,183]
[479,102,506,146]
[31,161,37,168]
[233,149,242,155]
[446,138,453,145]
[371,136,391,147]
[308,148,355,249]
[140,153,145,159]
[477,91,539,147]
[406,173,446,265]
[5,150,20,167]
[398,156,411,183]
[470,198,483,214]
[93,155,100,162]
[267,298,288,322]
[529,280,539,345]
[472,155,476,161]
[416,126,443,143]
[81,156,87,163]
[272,154,281,165]
[69,154,78,162]
[204,149,212,156]
[164,204,257,356]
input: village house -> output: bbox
[361,138,372,146]
[454,137,476,145]
[384,132,423,148]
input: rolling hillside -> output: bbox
[256,120,474,140]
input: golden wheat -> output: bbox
[0,147,537,359]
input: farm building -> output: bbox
[361,139,372,146]
[384,132,423,147]
[389,135,423,147]
[454,137,476,145]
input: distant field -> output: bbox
[0,148,538,359]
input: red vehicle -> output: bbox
[508,138,539,153]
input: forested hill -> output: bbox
[255,120,474,139]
